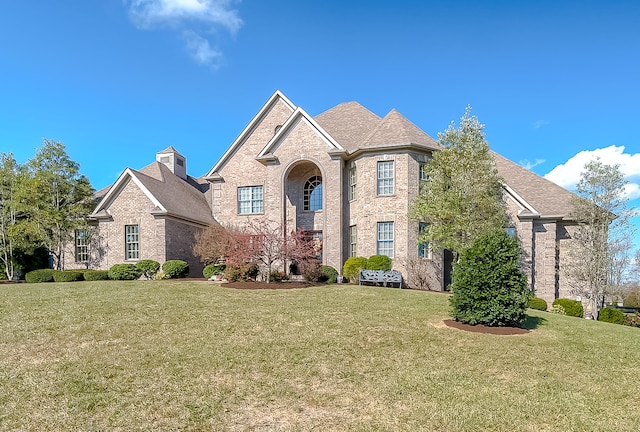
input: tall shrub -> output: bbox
[343,257,367,283]
[366,255,392,271]
[450,229,529,326]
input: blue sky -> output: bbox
[1,1,639,232]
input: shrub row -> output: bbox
[342,255,392,282]
[24,259,190,283]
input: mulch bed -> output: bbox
[443,319,530,335]
[222,280,318,290]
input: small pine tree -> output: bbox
[450,229,529,327]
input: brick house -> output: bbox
[66,90,578,306]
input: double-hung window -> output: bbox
[75,229,89,263]
[348,165,357,201]
[349,225,357,257]
[377,161,394,195]
[377,222,394,258]
[125,224,139,260]
[238,186,264,214]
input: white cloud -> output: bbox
[124,0,242,68]
[183,30,222,68]
[519,158,545,170]
[533,120,550,129]
[544,145,640,199]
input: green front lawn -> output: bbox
[1,281,638,431]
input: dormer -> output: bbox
[156,146,187,180]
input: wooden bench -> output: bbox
[359,269,403,288]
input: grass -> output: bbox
[1,281,639,431]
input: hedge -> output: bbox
[552,298,584,318]
[598,307,626,325]
[52,270,85,282]
[528,297,548,311]
[108,264,142,281]
[136,260,161,280]
[162,260,190,279]
[83,270,110,281]
[25,269,55,283]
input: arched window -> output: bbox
[304,176,322,211]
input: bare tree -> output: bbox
[192,222,235,265]
[564,158,636,318]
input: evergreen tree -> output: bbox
[450,229,529,327]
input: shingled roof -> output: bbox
[92,162,214,226]
[493,151,576,219]
[314,101,381,152]
[361,109,440,151]
[314,102,440,153]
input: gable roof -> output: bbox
[92,162,214,226]
[256,107,344,159]
[206,90,296,176]
[493,151,576,219]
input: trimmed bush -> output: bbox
[162,260,190,279]
[203,264,226,279]
[450,229,529,327]
[552,298,584,318]
[52,270,84,282]
[366,255,392,271]
[598,307,626,325]
[108,264,142,281]
[550,304,567,315]
[343,257,368,283]
[321,265,339,284]
[83,270,110,281]
[223,264,258,282]
[136,260,161,280]
[528,297,548,311]
[25,269,55,283]
[268,270,288,283]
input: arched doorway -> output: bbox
[284,161,324,272]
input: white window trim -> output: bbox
[238,185,264,215]
[125,224,139,261]
[377,221,394,258]
[377,161,395,196]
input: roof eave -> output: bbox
[346,142,437,159]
